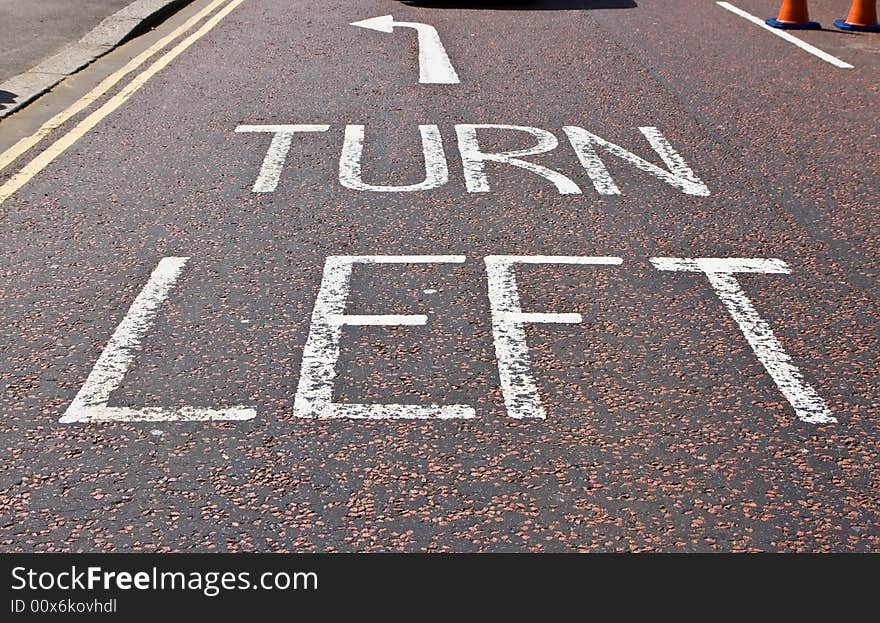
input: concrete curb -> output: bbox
[0,0,195,120]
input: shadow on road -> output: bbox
[0,89,16,112]
[401,1,637,8]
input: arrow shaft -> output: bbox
[398,21,460,84]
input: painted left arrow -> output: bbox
[351,15,460,85]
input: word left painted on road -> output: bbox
[235,124,710,196]
[62,255,834,426]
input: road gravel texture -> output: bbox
[0,0,877,551]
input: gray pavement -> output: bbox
[0,0,196,118]
[0,0,877,552]
[0,0,134,82]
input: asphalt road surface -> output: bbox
[0,0,877,552]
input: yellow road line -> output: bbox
[0,0,245,206]
[0,0,232,174]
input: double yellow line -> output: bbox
[0,0,245,206]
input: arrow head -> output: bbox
[350,15,395,33]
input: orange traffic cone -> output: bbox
[834,0,880,31]
[766,0,821,29]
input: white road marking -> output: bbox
[338,125,448,192]
[293,255,474,420]
[650,257,835,424]
[716,2,853,69]
[351,15,460,84]
[650,257,790,273]
[236,123,706,196]
[563,126,710,196]
[60,257,255,423]
[0,0,247,206]
[456,124,581,194]
[235,125,330,192]
[485,255,623,419]
[0,0,234,175]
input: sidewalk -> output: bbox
[0,0,192,117]
[0,1,134,83]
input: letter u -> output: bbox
[338,125,448,192]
